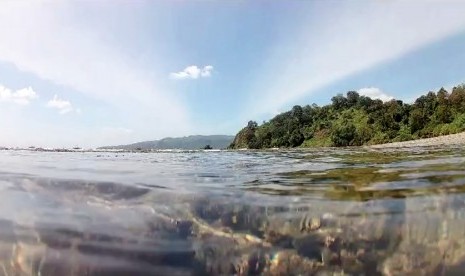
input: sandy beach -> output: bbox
[369,131,465,148]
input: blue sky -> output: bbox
[1,1,465,148]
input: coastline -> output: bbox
[2,132,465,152]
[368,131,465,149]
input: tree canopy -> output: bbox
[229,85,465,149]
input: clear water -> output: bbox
[0,146,465,275]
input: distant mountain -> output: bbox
[99,135,235,150]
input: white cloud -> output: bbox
[0,85,38,105]
[246,1,465,118]
[47,95,74,114]
[0,2,191,146]
[170,65,214,80]
[357,87,394,102]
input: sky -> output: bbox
[1,0,465,148]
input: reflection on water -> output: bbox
[0,146,464,275]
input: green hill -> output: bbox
[230,85,465,149]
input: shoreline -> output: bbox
[368,131,465,149]
[2,132,465,152]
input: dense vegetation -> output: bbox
[230,85,465,148]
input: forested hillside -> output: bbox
[230,85,465,148]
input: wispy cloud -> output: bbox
[47,95,74,114]
[358,87,394,102]
[0,2,191,145]
[246,1,465,117]
[0,85,38,105]
[170,65,213,80]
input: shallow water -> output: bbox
[0,146,465,275]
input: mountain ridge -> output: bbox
[99,135,234,150]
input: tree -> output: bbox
[289,129,304,147]
[247,120,258,130]
[255,123,272,148]
[437,88,449,106]
[450,85,465,113]
[291,105,303,120]
[357,96,373,110]
[346,91,360,107]
[353,124,374,146]
[301,105,315,125]
[331,94,348,110]
[435,105,452,124]
[409,109,427,133]
[331,123,356,147]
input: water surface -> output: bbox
[0,146,464,275]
